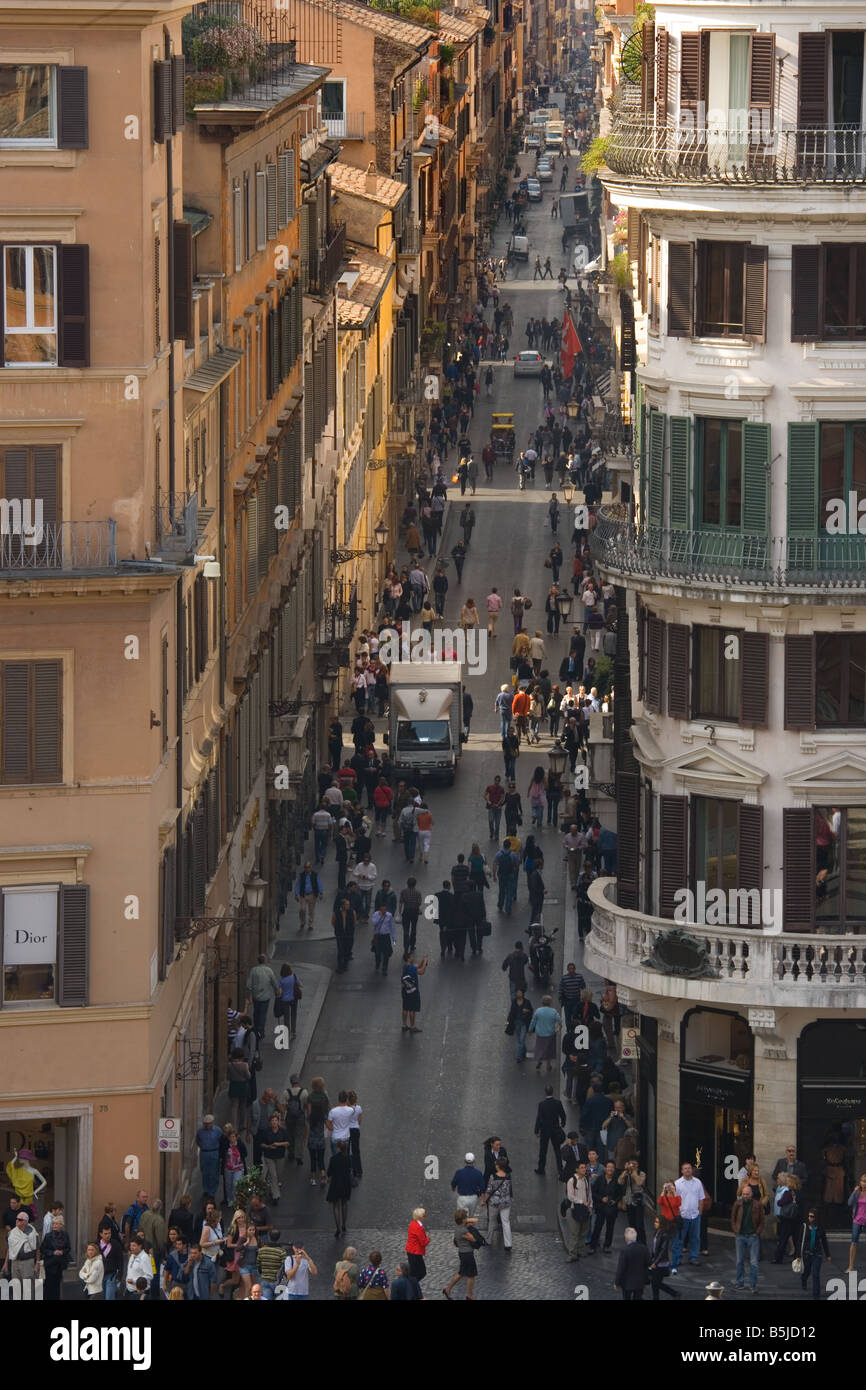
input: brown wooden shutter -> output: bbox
[791,245,821,341]
[739,631,769,727]
[641,20,655,115]
[784,635,815,729]
[667,623,691,720]
[159,843,176,980]
[1,663,29,782]
[798,32,828,127]
[667,242,694,336]
[627,208,640,264]
[0,893,3,1010]
[172,220,193,343]
[57,67,88,148]
[637,598,646,700]
[33,660,62,781]
[645,615,665,713]
[656,28,669,126]
[59,244,90,368]
[748,34,775,121]
[153,59,172,142]
[737,803,763,911]
[266,162,278,242]
[616,770,641,910]
[783,807,814,932]
[171,53,186,132]
[679,31,708,124]
[659,794,688,919]
[58,883,89,1006]
[743,245,768,343]
[33,447,60,526]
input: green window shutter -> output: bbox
[647,410,665,528]
[669,416,690,530]
[787,421,819,570]
[742,421,770,545]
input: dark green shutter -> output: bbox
[742,422,769,559]
[647,410,665,527]
[669,416,690,530]
[787,422,819,570]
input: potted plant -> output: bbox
[611,252,631,290]
[234,1166,268,1212]
[581,135,610,174]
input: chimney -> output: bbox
[365,161,378,195]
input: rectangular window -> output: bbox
[232,183,242,273]
[0,65,54,144]
[693,796,739,899]
[816,634,866,727]
[0,658,62,784]
[161,633,169,754]
[824,245,866,340]
[256,169,267,252]
[815,806,866,931]
[322,79,346,135]
[698,418,742,529]
[3,244,57,365]
[697,241,744,336]
[2,885,58,1003]
[693,626,739,720]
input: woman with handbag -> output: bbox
[506,988,534,1062]
[503,781,523,838]
[358,1249,390,1300]
[649,1216,681,1299]
[468,842,489,907]
[564,1163,592,1260]
[227,1049,252,1135]
[772,1173,803,1265]
[406,1208,430,1283]
[278,962,302,1040]
[443,1210,484,1300]
[481,1162,513,1251]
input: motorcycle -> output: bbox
[529,925,558,985]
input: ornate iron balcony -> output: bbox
[605,118,866,185]
[0,520,117,574]
[590,512,866,590]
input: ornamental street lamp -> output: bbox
[556,590,573,622]
[561,480,575,504]
[548,741,568,778]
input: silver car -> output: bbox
[513,350,552,377]
[526,177,542,201]
[536,158,553,182]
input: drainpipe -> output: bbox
[164,26,184,906]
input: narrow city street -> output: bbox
[261,178,587,1297]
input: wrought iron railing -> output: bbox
[314,581,357,653]
[185,0,298,107]
[155,489,199,551]
[590,512,866,589]
[397,219,421,255]
[0,521,117,573]
[309,220,346,295]
[323,112,365,140]
[605,118,866,185]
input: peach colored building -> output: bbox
[0,0,340,1247]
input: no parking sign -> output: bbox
[157,1118,181,1152]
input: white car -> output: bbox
[524,133,542,151]
[526,177,542,201]
[536,158,553,182]
[513,350,552,377]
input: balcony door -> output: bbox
[830,31,865,170]
[706,32,750,168]
[0,444,59,569]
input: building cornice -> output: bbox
[0,2,192,27]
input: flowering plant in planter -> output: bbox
[612,209,628,246]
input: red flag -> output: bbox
[560,311,581,381]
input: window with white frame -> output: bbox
[3,244,57,365]
[322,79,346,135]
[0,65,54,144]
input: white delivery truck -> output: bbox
[386,661,463,787]
[545,121,565,152]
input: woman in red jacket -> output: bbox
[658,1181,682,1228]
[406,1207,430,1284]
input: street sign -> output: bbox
[157,1117,181,1152]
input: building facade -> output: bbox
[587,0,866,1223]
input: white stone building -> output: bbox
[587,0,866,1224]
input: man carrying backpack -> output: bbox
[282,1075,308,1167]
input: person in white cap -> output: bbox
[450,1154,485,1217]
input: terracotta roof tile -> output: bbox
[336,245,393,326]
[437,11,483,40]
[330,160,407,208]
[331,0,435,48]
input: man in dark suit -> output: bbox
[559,1131,588,1183]
[534,1085,567,1176]
[435,881,457,957]
[614,1227,652,1300]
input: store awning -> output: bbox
[183,347,243,396]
